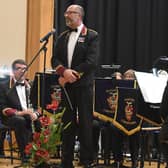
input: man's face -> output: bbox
[64,6,81,29]
[13,63,27,81]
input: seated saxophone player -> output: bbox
[0,59,41,164]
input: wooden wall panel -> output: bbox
[26,0,54,80]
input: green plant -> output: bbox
[25,109,66,166]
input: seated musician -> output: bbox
[123,69,140,168]
[101,69,139,168]
[0,59,41,163]
[113,72,123,80]
[123,69,135,80]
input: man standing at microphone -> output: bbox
[51,4,99,168]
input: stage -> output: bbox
[0,154,166,168]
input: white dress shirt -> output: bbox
[67,23,83,68]
[16,84,27,110]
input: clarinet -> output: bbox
[26,86,35,133]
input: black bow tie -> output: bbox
[16,82,25,86]
[68,28,78,32]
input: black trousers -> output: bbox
[5,115,41,158]
[61,85,94,168]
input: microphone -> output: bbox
[40,29,56,43]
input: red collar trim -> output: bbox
[81,25,87,36]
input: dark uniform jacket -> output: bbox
[51,25,99,87]
[0,77,31,124]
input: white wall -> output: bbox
[0,0,27,69]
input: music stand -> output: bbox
[135,71,167,126]
[153,56,168,68]
[95,64,121,78]
[30,73,61,113]
[135,71,167,104]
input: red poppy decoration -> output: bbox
[24,112,64,166]
[46,100,59,111]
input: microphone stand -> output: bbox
[10,37,74,115]
[27,39,49,114]
[8,40,49,114]
[41,40,48,114]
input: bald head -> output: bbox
[64,4,84,29]
[68,4,84,18]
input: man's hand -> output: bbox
[17,109,38,121]
[58,76,68,87]
[31,113,38,121]
[63,69,80,83]
[58,69,81,87]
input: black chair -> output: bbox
[0,119,18,164]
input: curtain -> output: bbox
[53,0,168,73]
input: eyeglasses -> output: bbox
[64,11,80,15]
[14,67,27,71]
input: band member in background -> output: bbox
[123,69,135,80]
[101,69,139,168]
[123,69,139,168]
[51,4,99,168]
[0,59,41,163]
[113,72,123,80]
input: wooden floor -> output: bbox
[0,157,166,168]
[0,148,166,168]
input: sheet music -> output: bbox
[135,71,168,103]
